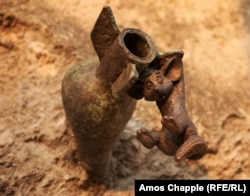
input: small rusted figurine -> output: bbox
[133,51,207,161]
[61,6,207,187]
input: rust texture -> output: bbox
[135,51,207,161]
[61,6,207,186]
[61,6,157,186]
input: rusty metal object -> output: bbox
[61,6,157,186]
[61,6,207,187]
[135,51,207,161]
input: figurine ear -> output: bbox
[91,6,120,60]
[159,50,184,82]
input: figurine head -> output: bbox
[143,70,174,101]
[127,50,184,101]
[143,51,184,101]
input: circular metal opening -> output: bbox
[123,32,150,58]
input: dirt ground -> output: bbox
[0,0,249,195]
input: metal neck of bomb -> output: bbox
[96,28,157,85]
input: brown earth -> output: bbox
[0,0,249,195]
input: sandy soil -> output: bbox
[0,0,249,195]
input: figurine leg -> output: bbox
[175,127,207,161]
[136,128,160,149]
